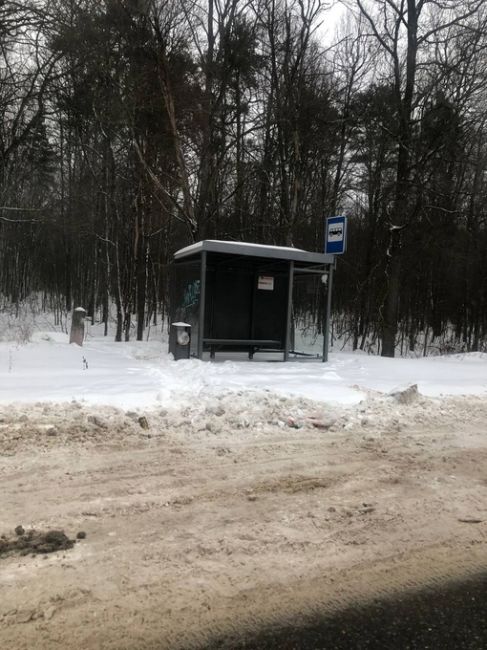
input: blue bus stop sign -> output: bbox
[325,216,347,254]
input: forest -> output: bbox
[1,0,487,356]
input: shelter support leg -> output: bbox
[284,261,294,362]
[323,262,334,362]
[198,251,207,360]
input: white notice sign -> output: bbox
[258,275,274,291]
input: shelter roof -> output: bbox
[173,240,334,265]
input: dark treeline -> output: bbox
[1,0,487,355]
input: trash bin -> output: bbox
[169,322,191,360]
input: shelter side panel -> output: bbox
[169,262,201,356]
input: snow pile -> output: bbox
[1,388,485,455]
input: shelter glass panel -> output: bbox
[291,272,325,357]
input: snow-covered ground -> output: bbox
[0,330,486,409]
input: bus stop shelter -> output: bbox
[169,240,335,361]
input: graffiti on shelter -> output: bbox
[183,280,200,308]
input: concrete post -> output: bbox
[70,307,86,346]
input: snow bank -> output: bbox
[0,336,486,411]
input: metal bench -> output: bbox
[203,338,283,359]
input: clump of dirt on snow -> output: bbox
[0,528,77,558]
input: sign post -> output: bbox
[323,216,347,362]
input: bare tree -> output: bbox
[354,0,487,356]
